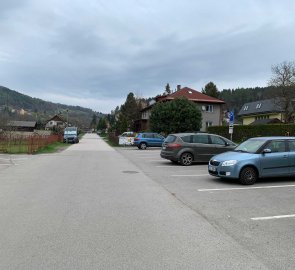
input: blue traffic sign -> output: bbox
[229,111,234,123]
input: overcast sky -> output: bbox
[1,0,294,113]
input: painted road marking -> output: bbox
[198,184,295,192]
[171,174,209,177]
[251,214,295,221]
[0,158,28,161]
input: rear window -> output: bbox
[164,135,176,143]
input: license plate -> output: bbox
[209,165,216,172]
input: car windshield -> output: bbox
[234,139,266,153]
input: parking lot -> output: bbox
[117,146,295,269]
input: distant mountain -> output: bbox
[0,85,103,129]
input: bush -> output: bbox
[208,124,295,143]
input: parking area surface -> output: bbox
[117,146,295,270]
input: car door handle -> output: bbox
[283,155,288,158]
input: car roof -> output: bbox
[169,132,206,136]
[168,132,224,137]
[138,132,159,134]
[248,136,295,140]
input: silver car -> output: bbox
[161,133,236,166]
[208,136,295,185]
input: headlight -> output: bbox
[221,160,237,166]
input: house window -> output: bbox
[206,105,213,112]
[206,121,213,128]
[256,103,262,109]
[255,115,269,120]
[243,105,249,111]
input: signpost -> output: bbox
[229,111,234,141]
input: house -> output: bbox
[238,99,284,125]
[136,86,225,132]
[6,121,37,132]
[45,115,66,130]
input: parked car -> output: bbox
[63,127,79,143]
[134,132,165,150]
[161,133,236,165]
[208,136,295,185]
[118,132,136,145]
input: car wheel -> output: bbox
[239,167,257,185]
[139,143,147,150]
[180,152,193,166]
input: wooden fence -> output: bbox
[0,134,62,154]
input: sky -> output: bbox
[0,0,295,113]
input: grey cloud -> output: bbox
[1,0,295,111]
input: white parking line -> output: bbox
[156,165,174,167]
[0,158,28,161]
[251,214,295,221]
[171,174,209,177]
[198,184,295,192]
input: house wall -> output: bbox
[197,103,223,131]
[140,102,223,132]
[242,113,283,125]
[45,120,65,130]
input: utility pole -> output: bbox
[66,109,69,127]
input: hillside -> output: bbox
[0,85,101,129]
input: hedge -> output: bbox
[208,124,295,143]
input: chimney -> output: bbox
[177,85,181,91]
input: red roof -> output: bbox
[47,114,65,122]
[156,87,225,104]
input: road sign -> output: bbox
[229,111,234,124]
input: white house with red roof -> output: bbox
[136,86,225,132]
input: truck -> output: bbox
[63,127,79,143]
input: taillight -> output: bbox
[167,143,181,149]
[134,138,139,141]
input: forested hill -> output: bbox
[0,85,100,129]
[219,86,277,116]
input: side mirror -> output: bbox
[225,142,230,146]
[262,148,272,154]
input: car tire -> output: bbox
[239,167,257,185]
[139,143,147,150]
[180,152,193,166]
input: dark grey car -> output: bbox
[160,133,236,165]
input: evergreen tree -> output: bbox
[165,83,171,94]
[119,92,141,130]
[202,82,219,98]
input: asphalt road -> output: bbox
[0,134,292,269]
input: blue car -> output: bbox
[134,132,165,150]
[208,136,295,185]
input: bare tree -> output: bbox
[268,61,295,123]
